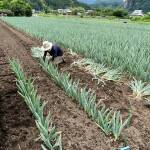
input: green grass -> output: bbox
[2,16,150,81]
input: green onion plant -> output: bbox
[2,17,150,81]
[10,59,62,150]
[130,79,150,99]
[40,59,131,140]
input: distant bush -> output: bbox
[87,11,97,17]
[113,8,128,18]
[87,8,128,18]
[80,14,84,18]
[71,7,85,15]
[25,4,32,17]
[0,9,13,16]
[143,12,150,20]
[130,12,150,22]
[94,8,114,16]
[52,10,58,15]
[130,16,142,21]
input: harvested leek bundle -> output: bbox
[72,58,121,82]
[31,47,44,58]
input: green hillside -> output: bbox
[0,0,89,11]
[125,0,150,13]
[26,0,89,10]
[95,0,123,7]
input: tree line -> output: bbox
[0,0,32,16]
[0,0,89,16]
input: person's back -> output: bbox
[50,44,63,60]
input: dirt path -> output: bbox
[0,21,117,150]
[1,20,150,150]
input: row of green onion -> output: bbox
[40,59,132,141]
[10,59,62,150]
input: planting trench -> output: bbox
[0,20,150,149]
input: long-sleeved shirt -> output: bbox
[49,44,63,60]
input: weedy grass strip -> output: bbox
[9,59,62,150]
[40,59,132,140]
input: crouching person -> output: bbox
[41,41,65,64]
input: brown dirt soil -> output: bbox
[0,49,40,149]
[0,20,150,150]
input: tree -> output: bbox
[71,7,85,15]
[25,3,32,16]
[10,0,32,16]
[0,0,89,15]
[10,0,25,16]
[125,0,150,13]
[113,8,128,18]
[0,0,11,9]
[94,0,123,8]
[27,0,89,10]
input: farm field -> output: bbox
[2,16,150,81]
[0,17,150,150]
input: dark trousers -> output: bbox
[43,50,65,63]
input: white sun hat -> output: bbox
[41,41,53,51]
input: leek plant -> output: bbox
[10,59,62,150]
[130,79,150,99]
[97,106,113,135]
[31,47,44,58]
[40,59,131,140]
[2,17,150,82]
[72,58,121,82]
[101,69,121,81]
[111,111,132,141]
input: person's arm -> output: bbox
[43,51,48,61]
[52,55,55,61]
[51,46,58,61]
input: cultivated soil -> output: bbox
[0,45,40,149]
[0,20,150,150]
